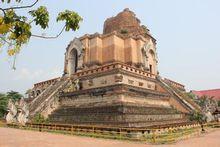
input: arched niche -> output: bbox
[68,48,78,75]
[141,39,158,75]
[148,49,156,74]
[64,38,84,76]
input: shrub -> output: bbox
[32,113,50,124]
[120,29,128,34]
[189,111,205,124]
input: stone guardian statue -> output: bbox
[17,98,29,125]
[6,99,18,124]
[73,79,80,90]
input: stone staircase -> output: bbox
[157,76,201,113]
[164,80,201,112]
[29,77,69,118]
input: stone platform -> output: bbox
[49,105,186,127]
[49,83,187,127]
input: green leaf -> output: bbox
[29,6,49,29]
[1,0,22,3]
[57,10,82,31]
[4,9,18,24]
[8,21,32,44]
[6,91,23,101]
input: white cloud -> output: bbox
[14,68,44,80]
[13,67,61,81]
[0,67,63,94]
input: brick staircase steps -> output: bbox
[29,78,69,118]
[157,76,201,112]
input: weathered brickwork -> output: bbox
[27,8,200,127]
[103,8,152,39]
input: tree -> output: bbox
[186,92,196,100]
[0,91,23,118]
[197,96,207,107]
[189,111,206,132]
[0,93,8,118]
[6,90,23,101]
[189,111,205,123]
[32,113,49,123]
[0,0,82,69]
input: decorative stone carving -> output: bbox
[114,74,123,83]
[142,43,150,70]
[128,79,134,85]
[141,39,158,70]
[101,79,107,84]
[6,99,17,124]
[17,98,29,125]
[139,82,144,86]
[74,79,80,91]
[77,48,85,71]
[205,111,215,122]
[63,79,81,93]
[88,79,94,86]
[147,84,152,89]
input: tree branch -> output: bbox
[0,36,10,44]
[28,19,34,24]
[0,8,6,16]
[2,0,39,11]
[31,25,66,39]
[12,54,17,70]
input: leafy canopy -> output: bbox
[57,10,82,31]
[32,113,49,123]
[189,111,205,124]
[0,91,23,118]
[0,93,8,118]
[6,90,23,101]
[29,6,49,29]
[0,0,82,69]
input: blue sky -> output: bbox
[0,0,220,94]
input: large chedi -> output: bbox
[27,9,200,127]
[64,8,158,76]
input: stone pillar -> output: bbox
[68,57,76,75]
[141,43,149,70]
[77,50,84,71]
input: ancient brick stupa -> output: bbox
[27,8,200,127]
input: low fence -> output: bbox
[5,122,220,144]
[204,122,220,128]
[0,119,6,127]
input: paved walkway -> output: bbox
[0,127,220,147]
